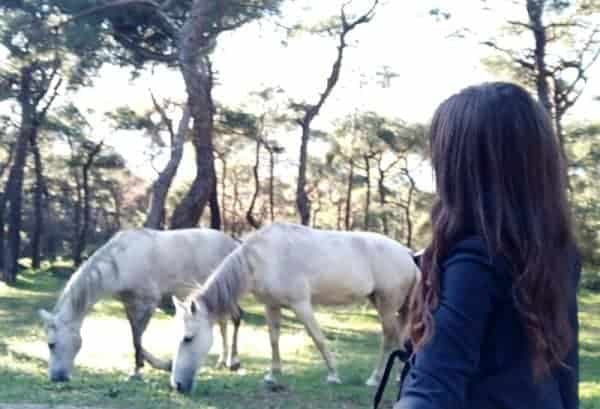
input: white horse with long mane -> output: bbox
[171,223,419,393]
[38,228,241,382]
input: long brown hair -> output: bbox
[410,82,576,379]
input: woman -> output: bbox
[396,82,580,409]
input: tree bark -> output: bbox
[217,153,227,231]
[363,155,371,230]
[30,128,45,269]
[3,67,33,283]
[527,0,553,115]
[246,137,261,229]
[0,143,15,270]
[73,142,103,267]
[344,159,354,230]
[145,105,190,229]
[209,176,221,229]
[296,122,311,225]
[336,199,343,230]
[170,2,216,229]
[268,148,275,222]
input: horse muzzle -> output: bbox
[50,370,70,382]
[171,374,194,394]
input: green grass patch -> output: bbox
[0,269,599,409]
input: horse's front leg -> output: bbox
[228,308,242,371]
[215,319,229,369]
[290,301,341,384]
[124,295,158,379]
[264,305,282,384]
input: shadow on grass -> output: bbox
[0,346,374,409]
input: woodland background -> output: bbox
[1,0,599,287]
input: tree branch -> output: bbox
[58,0,179,37]
[149,90,176,145]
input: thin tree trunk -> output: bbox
[527,0,552,115]
[3,68,33,283]
[268,149,275,222]
[247,138,261,229]
[336,199,342,230]
[402,168,417,249]
[209,176,221,229]
[145,105,190,229]
[30,128,44,269]
[218,155,227,231]
[363,155,371,230]
[0,144,14,270]
[73,142,103,267]
[344,159,354,231]
[296,123,311,225]
[377,155,388,235]
[72,173,83,265]
[295,2,378,226]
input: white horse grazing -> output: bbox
[38,228,241,382]
[170,223,419,394]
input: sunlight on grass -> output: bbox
[1,272,599,409]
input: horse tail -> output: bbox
[398,254,421,341]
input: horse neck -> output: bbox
[54,260,113,325]
[199,249,250,318]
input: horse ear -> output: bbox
[39,309,54,324]
[172,296,185,312]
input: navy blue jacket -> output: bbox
[397,237,580,409]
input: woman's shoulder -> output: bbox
[442,236,513,294]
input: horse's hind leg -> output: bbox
[124,296,158,379]
[367,296,401,387]
[290,301,341,384]
[264,305,282,384]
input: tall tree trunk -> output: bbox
[247,138,261,228]
[72,174,83,265]
[294,1,378,226]
[145,106,190,229]
[73,143,102,267]
[344,159,354,230]
[209,177,221,229]
[296,123,311,225]
[30,128,44,269]
[0,142,15,270]
[527,0,552,115]
[3,68,33,283]
[363,155,371,230]
[268,149,275,222]
[377,155,388,235]
[218,155,227,231]
[401,167,417,249]
[336,199,343,230]
[171,3,216,229]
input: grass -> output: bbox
[0,268,599,409]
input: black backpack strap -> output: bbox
[373,349,411,409]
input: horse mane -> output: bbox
[54,230,147,318]
[195,246,249,318]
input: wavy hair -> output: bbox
[409,82,576,379]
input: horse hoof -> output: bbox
[326,374,342,384]
[365,376,379,387]
[215,360,227,370]
[264,372,277,384]
[128,372,143,381]
[229,360,241,372]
